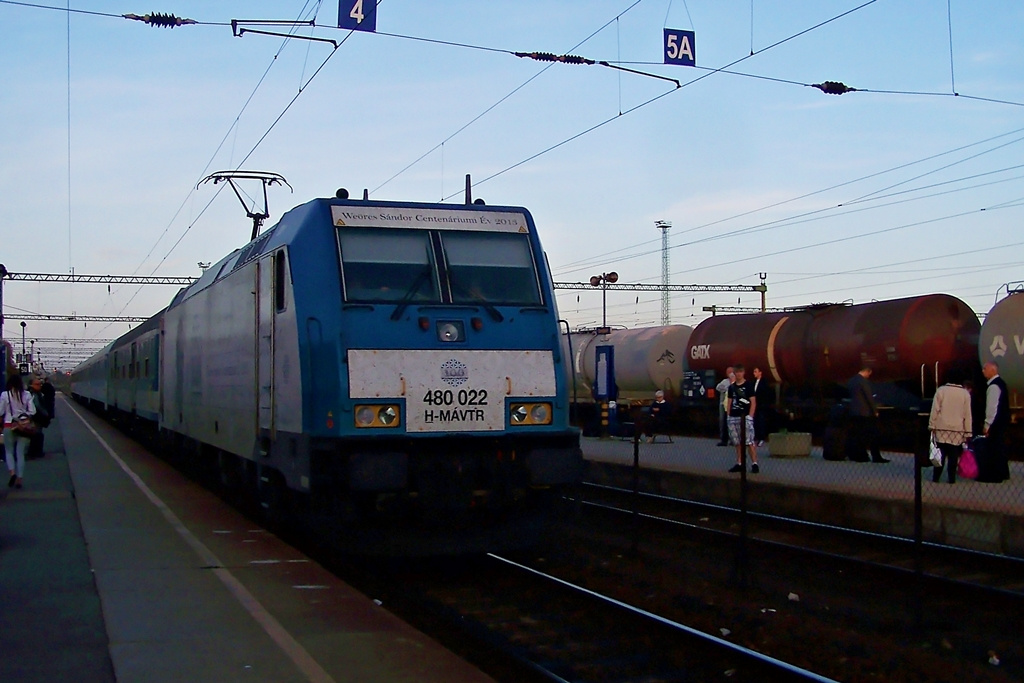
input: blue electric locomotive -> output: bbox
[73,191,582,553]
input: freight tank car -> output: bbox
[687,294,981,411]
[563,325,693,404]
[74,192,582,554]
[979,288,1024,412]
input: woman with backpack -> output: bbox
[1,373,36,489]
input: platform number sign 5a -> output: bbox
[663,29,695,66]
[338,0,377,32]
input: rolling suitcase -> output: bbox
[970,436,1010,483]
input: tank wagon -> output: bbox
[563,325,694,404]
[565,295,983,432]
[73,192,582,553]
[687,294,981,407]
[979,288,1024,412]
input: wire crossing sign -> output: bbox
[338,0,377,32]
[664,29,695,66]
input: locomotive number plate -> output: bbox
[348,350,556,432]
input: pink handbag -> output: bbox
[957,446,978,480]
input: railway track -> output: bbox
[577,482,1024,596]
[344,551,836,683]
[106,414,1020,680]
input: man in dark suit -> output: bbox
[751,367,772,446]
[846,366,889,463]
[982,361,1010,480]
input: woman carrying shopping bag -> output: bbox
[928,368,972,484]
[1,373,36,489]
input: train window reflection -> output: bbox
[442,232,542,306]
[340,229,440,303]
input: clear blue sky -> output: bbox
[2,1,1022,370]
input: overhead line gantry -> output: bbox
[553,278,768,313]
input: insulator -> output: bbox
[514,52,593,65]
[123,12,196,28]
[515,52,558,62]
[813,81,855,95]
[558,54,594,65]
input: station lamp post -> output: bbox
[589,271,618,331]
[589,272,618,439]
[20,321,27,375]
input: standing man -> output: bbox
[40,375,56,420]
[726,365,759,473]
[982,361,1010,480]
[751,366,772,447]
[846,365,889,463]
[716,366,735,446]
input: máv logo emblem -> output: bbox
[441,359,468,387]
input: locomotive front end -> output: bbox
[306,200,581,530]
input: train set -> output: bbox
[565,291,1023,435]
[70,191,582,553]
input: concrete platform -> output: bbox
[0,397,494,683]
[581,435,1024,557]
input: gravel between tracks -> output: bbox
[501,511,1024,683]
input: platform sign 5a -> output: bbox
[664,29,695,66]
[338,0,377,32]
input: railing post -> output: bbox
[913,411,926,629]
[631,428,640,554]
[734,413,750,588]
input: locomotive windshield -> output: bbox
[441,232,541,306]
[339,229,440,303]
[340,227,542,307]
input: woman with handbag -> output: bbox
[1,373,36,489]
[928,368,972,484]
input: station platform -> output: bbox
[581,434,1024,557]
[0,397,494,683]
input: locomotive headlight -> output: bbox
[436,320,465,343]
[530,403,551,424]
[509,402,553,425]
[354,404,401,428]
[378,405,398,425]
[355,406,377,427]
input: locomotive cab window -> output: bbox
[340,229,439,303]
[442,232,542,306]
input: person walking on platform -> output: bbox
[645,390,672,443]
[982,361,1011,480]
[928,369,972,483]
[716,367,735,446]
[726,365,759,473]
[1,374,36,489]
[751,366,772,446]
[28,376,50,458]
[847,366,890,463]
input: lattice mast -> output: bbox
[655,220,672,325]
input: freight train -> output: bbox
[565,291,1023,433]
[72,191,582,554]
